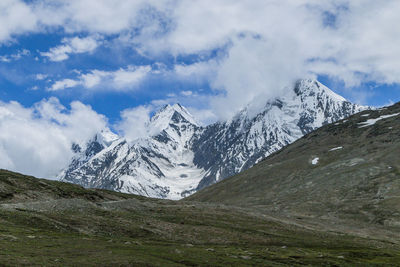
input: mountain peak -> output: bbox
[60,80,365,200]
[231,79,350,123]
[95,129,119,146]
[294,79,347,102]
[151,103,198,127]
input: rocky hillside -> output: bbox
[59,79,365,199]
[188,101,400,240]
[192,79,365,190]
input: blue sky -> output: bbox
[1,1,399,123]
[0,32,217,123]
[1,0,400,177]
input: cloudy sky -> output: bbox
[1,0,400,177]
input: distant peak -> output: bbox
[294,79,347,102]
[149,103,198,133]
[96,129,119,145]
[228,78,354,123]
[154,103,187,116]
[173,103,184,109]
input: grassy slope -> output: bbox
[0,169,139,203]
[0,170,399,266]
[187,102,400,242]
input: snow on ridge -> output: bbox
[296,79,347,103]
[148,103,198,136]
[96,129,119,146]
[358,113,400,128]
[315,81,347,103]
[234,78,350,123]
[60,79,364,200]
[151,103,197,125]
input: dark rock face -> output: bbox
[59,79,366,199]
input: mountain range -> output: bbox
[188,100,400,241]
[3,87,400,265]
[59,79,366,199]
[1,101,400,265]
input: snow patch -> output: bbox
[358,113,400,128]
[97,129,119,146]
[329,146,343,151]
[311,157,319,165]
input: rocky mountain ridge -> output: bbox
[59,79,366,199]
[187,101,400,240]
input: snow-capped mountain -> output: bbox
[60,104,205,199]
[59,79,366,199]
[60,129,119,179]
[191,79,365,189]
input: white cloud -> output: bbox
[0,49,30,62]
[1,0,400,120]
[0,0,38,42]
[35,73,48,80]
[1,2,399,86]
[180,90,192,96]
[0,98,108,178]
[0,56,11,63]
[209,35,307,119]
[116,105,152,141]
[128,0,400,118]
[174,60,218,83]
[33,0,164,35]
[113,66,152,88]
[49,65,152,91]
[41,36,100,61]
[49,79,79,91]
[186,107,218,126]
[80,70,105,88]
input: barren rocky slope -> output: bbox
[188,102,400,242]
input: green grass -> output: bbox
[1,201,400,266]
[1,168,400,265]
